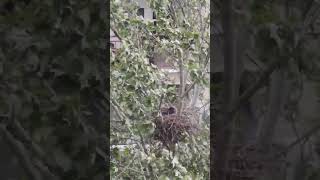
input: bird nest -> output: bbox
[152,107,199,149]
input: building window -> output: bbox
[137,8,144,17]
[153,12,157,26]
[149,58,155,65]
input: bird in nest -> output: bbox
[161,106,176,116]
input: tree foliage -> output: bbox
[212,0,320,179]
[0,1,107,179]
[110,0,209,179]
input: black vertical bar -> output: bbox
[209,0,214,179]
[106,0,111,178]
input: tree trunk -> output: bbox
[190,84,199,108]
[177,53,187,116]
[212,0,240,179]
[257,69,285,148]
[257,68,286,180]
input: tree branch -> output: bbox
[115,153,138,178]
[7,119,62,177]
[0,124,42,180]
[215,59,285,137]
[275,122,320,158]
[213,0,237,179]
[231,59,285,114]
[111,27,122,41]
[181,54,210,98]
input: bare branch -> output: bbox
[33,159,58,180]
[0,124,42,180]
[7,119,62,177]
[110,27,122,41]
[275,122,320,158]
[115,153,138,178]
[181,54,210,98]
[245,52,263,71]
[231,59,285,114]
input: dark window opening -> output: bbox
[149,58,155,65]
[153,12,157,26]
[137,8,144,17]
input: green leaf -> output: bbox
[159,175,170,180]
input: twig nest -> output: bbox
[153,108,199,148]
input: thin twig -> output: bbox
[8,119,61,176]
[245,52,263,71]
[33,159,58,180]
[181,54,210,99]
[115,153,137,178]
[231,59,285,114]
[215,58,285,137]
[176,0,186,18]
[116,163,145,175]
[275,122,320,158]
[138,132,155,178]
[111,27,122,41]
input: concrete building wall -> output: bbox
[136,0,154,20]
[110,29,121,50]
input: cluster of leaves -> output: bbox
[0,0,106,179]
[110,0,209,179]
[251,0,320,74]
[147,0,210,86]
[111,125,209,179]
[110,0,167,143]
[247,0,320,179]
[212,0,320,179]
